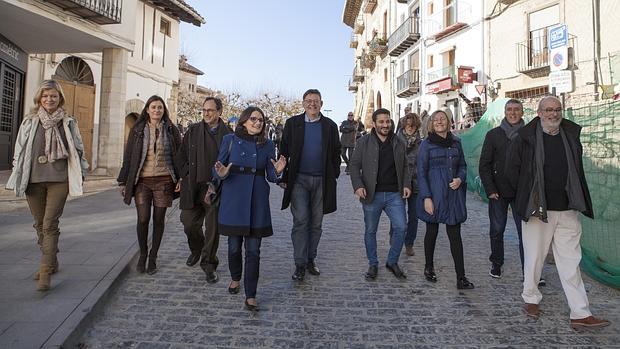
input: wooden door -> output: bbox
[58,80,95,169]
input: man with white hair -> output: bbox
[506,95,609,329]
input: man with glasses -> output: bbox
[506,96,609,329]
[279,89,342,281]
[339,112,364,174]
[176,96,231,284]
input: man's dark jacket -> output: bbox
[280,113,341,214]
[479,126,516,199]
[340,119,364,148]
[349,130,411,204]
[505,117,593,221]
[175,119,231,210]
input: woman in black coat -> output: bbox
[117,96,182,274]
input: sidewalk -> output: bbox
[0,172,140,348]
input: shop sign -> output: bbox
[457,66,476,83]
[426,76,453,94]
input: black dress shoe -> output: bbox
[457,276,475,290]
[146,256,157,275]
[228,281,240,294]
[292,265,305,281]
[186,253,201,267]
[385,263,406,279]
[424,268,437,282]
[307,261,320,276]
[136,254,147,273]
[365,266,378,280]
[245,299,259,312]
[205,270,219,284]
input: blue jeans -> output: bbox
[290,174,323,267]
[488,196,524,270]
[362,192,407,266]
[228,236,261,298]
[389,194,418,247]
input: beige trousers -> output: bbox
[25,182,69,265]
[522,210,591,319]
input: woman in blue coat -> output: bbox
[214,106,286,311]
[417,109,474,290]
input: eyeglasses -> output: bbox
[249,116,264,124]
[304,99,321,105]
[543,108,563,113]
[203,108,218,114]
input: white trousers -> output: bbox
[521,210,591,319]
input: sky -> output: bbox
[180,0,353,125]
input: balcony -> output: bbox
[396,69,420,98]
[426,65,457,94]
[368,34,388,56]
[396,0,409,3]
[350,34,359,48]
[388,16,420,57]
[352,65,365,82]
[516,34,576,78]
[43,0,122,24]
[427,0,472,41]
[360,52,376,70]
[363,0,377,14]
[498,0,519,4]
[348,79,358,92]
[354,19,365,34]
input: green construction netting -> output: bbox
[461,98,620,289]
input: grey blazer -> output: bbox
[349,130,411,204]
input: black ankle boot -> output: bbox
[136,254,147,273]
[457,276,474,289]
[424,267,437,282]
[146,253,157,275]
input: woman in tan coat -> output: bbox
[6,79,89,291]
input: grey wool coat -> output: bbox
[348,130,412,204]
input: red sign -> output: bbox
[458,66,476,83]
[426,77,453,94]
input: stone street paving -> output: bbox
[79,175,620,348]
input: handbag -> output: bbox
[203,138,233,205]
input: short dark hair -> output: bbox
[203,96,223,111]
[372,108,390,122]
[236,106,267,144]
[303,89,321,100]
[505,98,523,110]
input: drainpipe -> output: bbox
[592,0,600,100]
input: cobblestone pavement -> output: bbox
[79,175,620,348]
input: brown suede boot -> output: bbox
[37,264,52,291]
[33,255,58,280]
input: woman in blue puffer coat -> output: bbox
[213,106,286,312]
[417,109,474,290]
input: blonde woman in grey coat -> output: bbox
[6,79,89,291]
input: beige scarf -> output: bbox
[37,106,69,163]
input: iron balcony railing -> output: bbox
[44,0,122,24]
[350,34,359,48]
[426,65,456,82]
[348,78,358,92]
[352,64,364,82]
[396,69,421,98]
[363,0,377,13]
[516,34,576,74]
[354,19,365,34]
[388,16,420,57]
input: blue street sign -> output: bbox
[549,24,568,49]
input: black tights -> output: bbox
[424,223,465,278]
[136,204,167,258]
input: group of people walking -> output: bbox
[6,79,610,327]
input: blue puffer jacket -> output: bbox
[416,134,467,225]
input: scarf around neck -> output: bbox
[37,106,69,163]
[427,132,453,148]
[500,118,525,140]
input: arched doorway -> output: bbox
[54,56,95,169]
[376,91,382,109]
[124,113,139,149]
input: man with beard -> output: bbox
[479,99,525,279]
[506,96,609,328]
[349,108,411,280]
[339,112,364,174]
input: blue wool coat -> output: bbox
[416,135,467,225]
[215,134,278,237]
